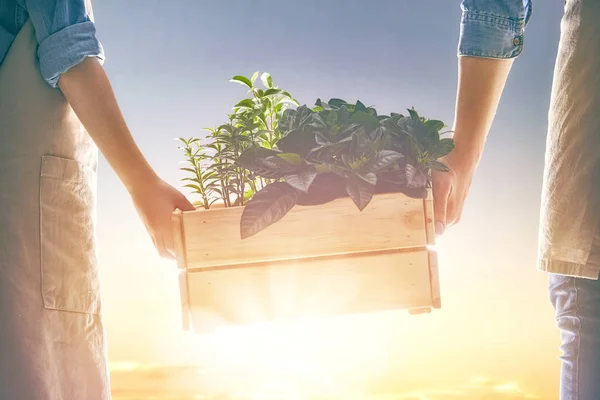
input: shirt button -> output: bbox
[513,36,522,46]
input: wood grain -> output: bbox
[175,191,429,269]
[172,210,187,270]
[424,189,435,246]
[185,248,433,332]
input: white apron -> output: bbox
[0,20,110,399]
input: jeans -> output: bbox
[549,231,600,400]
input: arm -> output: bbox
[58,59,195,259]
[432,0,532,234]
[26,0,194,258]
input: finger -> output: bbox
[432,181,449,236]
[176,193,196,212]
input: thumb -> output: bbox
[175,193,196,212]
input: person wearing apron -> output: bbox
[434,0,600,398]
[0,1,194,399]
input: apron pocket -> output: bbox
[40,155,101,315]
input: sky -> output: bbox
[91,1,565,399]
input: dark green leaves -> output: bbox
[405,164,428,188]
[240,182,299,239]
[346,173,376,211]
[285,165,318,192]
[367,150,404,172]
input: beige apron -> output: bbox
[0,20,110,399]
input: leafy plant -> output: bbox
[236,98,454,238]
[179,74,454,240]
[178,72,298,207]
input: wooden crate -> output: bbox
[172,190,439,333]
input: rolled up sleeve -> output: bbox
[458,0,533,59]
[24,0,105,88]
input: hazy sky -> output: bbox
[91,1,566,398]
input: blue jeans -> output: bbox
[550,272,600,399]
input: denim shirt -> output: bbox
[0,0,104,88]
[458,0,533,59]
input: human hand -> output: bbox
[129,177,196,259]
[431,151,477,236]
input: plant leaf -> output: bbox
[435,138,455,158]
[240,182,298,239]
[426,160,450,172]
[284,165,317,193]
[261,72,273,88]
[346,174,375,211]
[235,99,255,108]
[367,150,404,172]
[229,75,253,88]
[405,164,428,188]
[264,88,283,96]
[350,111,380,129]
[425,120,445,132]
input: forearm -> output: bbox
[451,56,514,169]
[58,57,158,193]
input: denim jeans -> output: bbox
[549,231,600,400]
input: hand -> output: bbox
[129,177,196,259]
[431,152,477,236]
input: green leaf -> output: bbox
[407,107,420,120]
[284,165,318,193]
[264,88,283,96]
[183,183,202,192]
[240,182,299,239]
[230,75,253,88]
[251,71,259,84]
[427,160,450,172]
[274,152,303,167]
[235,99,255,108]
[337,105,350,125]
[405,164,428,188]
[357,172,377,186]
[435,138,455,158]
[345,174,375,211]
[327,98,348,109]
[425,120,445,132]
[237,147,285,179]
[261,72,273,88]
[355,100,367,112]
[350,111,380,129]
[367,150,404,172]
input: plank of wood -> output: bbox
[178,191,429,269]
[424,189,435,246]
[428,250,441,309]
[185,249,432,332]
[172,210,187,270]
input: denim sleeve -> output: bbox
[458,0,533,59]
[23,0,105,88]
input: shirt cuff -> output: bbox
[37,21,105,88]
[458,11,527,59]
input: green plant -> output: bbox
[179,74,454,240]
[178,72,298,207]
[236,98,454,238]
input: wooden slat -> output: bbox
[179,192,429,269]
[178,269,191,331]
[171,210,187,270]
[424,189,435,245]
[186,249,432,332]
[428,250,441,309]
